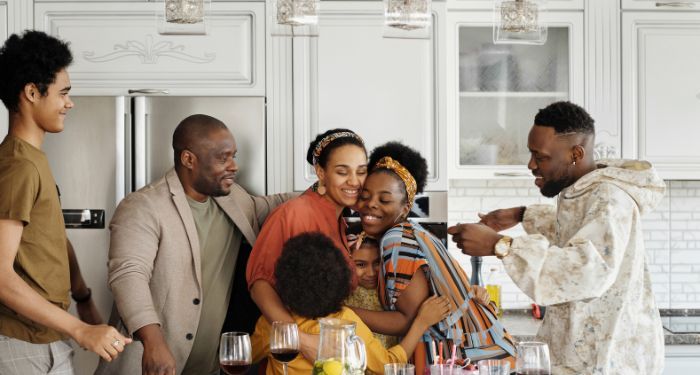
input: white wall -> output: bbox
[448,179,700,310]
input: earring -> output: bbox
[317,182,326,196]
[572,160,576,166]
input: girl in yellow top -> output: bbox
[251,232,450,375]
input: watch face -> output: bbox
[495,237,511,257]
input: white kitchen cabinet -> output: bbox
[622,11,700,179]
[664,345,700,374]
[289,1,447,191]
[623,0,700,10]
[1,2,7,137]
[34,2,265,96]
[446,10,584,179]
[446,0,583,10]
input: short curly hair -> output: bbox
[0,31,73,112]
[534,101,595,135]
[275,232,352,319]
[305,128,366,168]
[368,142,428,203]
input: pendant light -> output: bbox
[270,0,320,37]
[158,0,209,35]
[383,0,432,39]
[493,0,547,45]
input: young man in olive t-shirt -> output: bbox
[0,31,131,374]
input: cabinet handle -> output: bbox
[127,89,170,95]
[655,2,695,7]
[493,172,532,177]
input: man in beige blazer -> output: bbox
[95,114,293,375]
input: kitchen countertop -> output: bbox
[499,310,700,345]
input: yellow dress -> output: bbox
[344,286,399,349]
[251,307,407,375]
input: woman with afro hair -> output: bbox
[352,142,516,373]
[250,232,450,375]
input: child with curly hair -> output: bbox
[251,232,450,375]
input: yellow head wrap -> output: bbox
[373,156,417,209]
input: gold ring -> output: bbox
[111,340,121,348]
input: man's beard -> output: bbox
[539,173,577,198]
[193,177,229,197]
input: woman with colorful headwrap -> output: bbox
[246,128,368,361]
[352,142,516,374]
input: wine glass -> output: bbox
[220,332,252,375]
[515,341,551,375]
[270,321,300,375]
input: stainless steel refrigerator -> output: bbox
[42,95,266,374]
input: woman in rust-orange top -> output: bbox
[246,128,368,361]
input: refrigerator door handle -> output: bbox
[115,96,127,205]
[134,96,148,190]
[128,89,170,95]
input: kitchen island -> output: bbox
[500,309,700,375]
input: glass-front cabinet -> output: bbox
[446,11,584,179]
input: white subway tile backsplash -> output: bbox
[448,179,700,310]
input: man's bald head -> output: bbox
[172,114,229,168]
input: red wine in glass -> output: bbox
[271,348,299,363]
[220,360,251,375]
[220,332,252,375]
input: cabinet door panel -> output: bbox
[446,10,584,179]
[623,12,700,179]
[292,2,446,191]
[447,0,583,10]
[35,2,264,95]
[623,0,700,10]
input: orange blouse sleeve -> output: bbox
[246,205,290,289]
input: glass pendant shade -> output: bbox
[493,0,547,45]
[158,0,209,35]
[270,0,320,37]
[166,0,204,24]
[383,0,432,39]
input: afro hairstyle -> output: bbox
[275,232,352,319]
[0,30,73,112]
[368,141,428,202]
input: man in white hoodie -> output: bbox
[448,101,665,375]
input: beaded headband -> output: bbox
[312,131,364,165]
[373,156,417,209]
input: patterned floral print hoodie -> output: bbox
[503,159,666,375]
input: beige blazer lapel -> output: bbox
[215,192,257,245]
[165,169,203,288]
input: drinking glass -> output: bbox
[477,359,510,375]
[429,364,459,375]
[270,321,300,375]
[384,363,415,375]
[220,332,252,375]
[516,341,551,375]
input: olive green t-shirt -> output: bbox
[182,196,241,375]
[0,135,69,343]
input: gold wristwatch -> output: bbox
[494,236,513,259]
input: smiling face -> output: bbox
[315,144,368,209]
[191,128,239,197]
[527,125,578,198]
[352,243,381,289]
[31,69,73,133]
[356,170,411,238]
